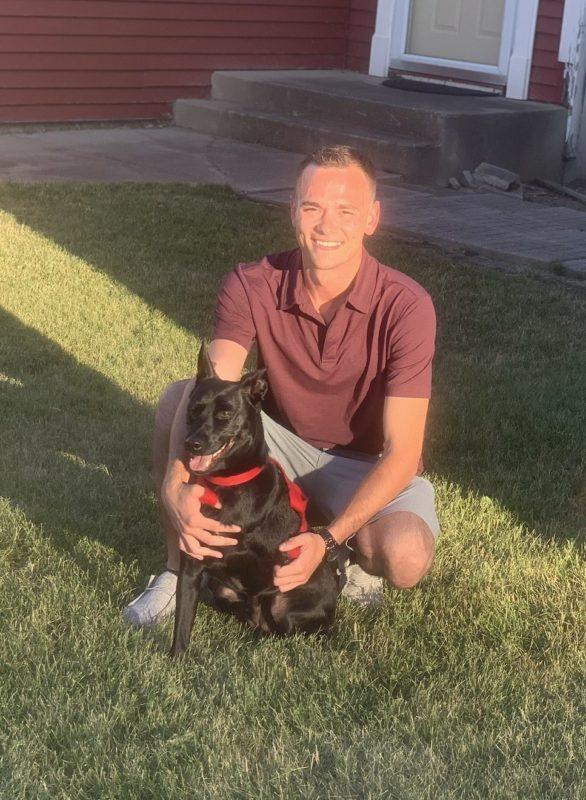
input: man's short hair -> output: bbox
[294,145,377,199]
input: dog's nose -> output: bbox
[185,439,202,452]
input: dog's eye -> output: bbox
[215,411,232,420]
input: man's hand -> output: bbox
[162,480,241,560]
[274,532,327,592]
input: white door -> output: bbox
[408,0,505,65]
[389,0,518,84]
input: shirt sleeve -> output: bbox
[212,267,256,352]
[385,292,436,398]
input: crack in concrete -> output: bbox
[204,139,237,184]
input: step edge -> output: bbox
[174,98,439,148]
[210,71,566,119]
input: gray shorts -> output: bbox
[261,412,440,538]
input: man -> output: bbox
[124,145,439,627]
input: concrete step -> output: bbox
[174,98,439,182]
[175,70,566,184]
[211,70,445,140]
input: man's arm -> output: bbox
[274,395,429,591]
[161,338,249,559]
[326,395,429,544]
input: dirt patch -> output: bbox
[522,181,586,213]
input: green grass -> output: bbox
[0,183,584,800]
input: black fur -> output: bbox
[170,346,339,658]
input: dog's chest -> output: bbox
[203,476,302,552]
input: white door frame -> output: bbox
[369,0,541,100]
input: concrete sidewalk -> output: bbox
[1,124,585,275]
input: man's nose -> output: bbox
[314,208,338,233]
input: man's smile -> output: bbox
[312,239,343,249]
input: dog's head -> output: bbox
[184,345,268,475]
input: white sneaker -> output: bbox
[341,563,384,606]
[123,570,177,627]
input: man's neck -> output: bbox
[301,250,363,322]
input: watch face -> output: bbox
[325,540,339,561]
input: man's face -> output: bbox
[290,164,380,272]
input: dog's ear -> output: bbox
[196,342,215,381]
[240,368,268,406]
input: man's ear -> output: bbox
[240,368,268,406]
[365,198,381,236]
[196,342,215,381]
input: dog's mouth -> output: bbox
[186,438,235,474]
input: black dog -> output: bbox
[170,347,339,658]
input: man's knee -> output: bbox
[152,379,191,488]
[155,379,191,434]
[354,511,436,589]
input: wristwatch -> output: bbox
[314,528,343,563]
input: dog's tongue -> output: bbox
[189,454,213,473]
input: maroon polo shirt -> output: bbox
[212,247,436,462]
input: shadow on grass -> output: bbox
[0,184,584,547]
[0,182,293,334]
[0,307,160,590]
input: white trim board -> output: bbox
[506,0,540,99]
[559,0,586,163]
[560,0,585,62]
[369,0,399,78]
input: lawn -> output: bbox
[0,183,584,800]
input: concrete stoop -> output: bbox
[173,70,567,186]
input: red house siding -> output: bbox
[346,0,377,73]
[528,0,566,104]
[0,0,572,123]
[0,0,356,123]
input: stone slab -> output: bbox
[0,126,300,191]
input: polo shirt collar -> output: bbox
[278,247,376,314]
[345,248,376,313]
[277,248,303,311]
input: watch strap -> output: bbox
[315,528,342,562]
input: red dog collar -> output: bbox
[204,465,264,486]
[194,458,308,559]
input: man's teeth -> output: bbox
[314,240,341,248]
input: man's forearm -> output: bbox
[327,451,419,544]
[164,378,195,487]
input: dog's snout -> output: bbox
[185,438,202,452]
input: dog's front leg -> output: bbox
[170,552,204,659]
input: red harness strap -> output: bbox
[193,458,308,559]
[269,458,308,530]
[268,458,308,559]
